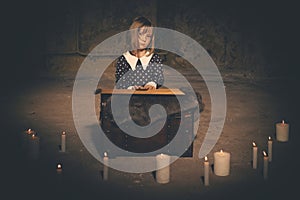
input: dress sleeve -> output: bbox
[115,56,130,89]
[151,54,164,88]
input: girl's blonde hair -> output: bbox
[128,16,155,56]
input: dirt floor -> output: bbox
[1,66,299,200]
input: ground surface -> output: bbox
[1,66,299,200]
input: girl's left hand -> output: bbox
[143,84,156,90]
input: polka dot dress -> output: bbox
[115,54,164,89]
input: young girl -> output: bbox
[115,16,164,90]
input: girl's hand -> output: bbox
[143,84,156,90]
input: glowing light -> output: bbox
[262,150,268,157]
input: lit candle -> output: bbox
[276,120,289,142]
[263,150,268,180]
[21,128,35,150]
[252,142,258,169]
[213,149,230,176]
[61,131,66,152]
[156,153,170,184]
[268,137,273,162]
[28,133,40,160]
[56,163,62,174]
[26,128,34,135]
[204,156,209,186]
[103,152,108,181]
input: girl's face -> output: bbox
[137,26,153,50]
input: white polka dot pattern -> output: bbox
[115,54,164,89]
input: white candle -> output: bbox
[61,131,66,152]
[268,136,273,162]
[103,152,108,181]
[204,156,209,186]
[21,128,35,150]
[263,150,268,180]
[252,142,258,169]
[28,133,40,160]
[26,128,34,134]
[56,163,62,174]
[156,153,170,184]
[276,120,289,142]
[213,150,230,176]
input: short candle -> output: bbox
[276,120,289,142]
[26,128,34,134]
[213,149,230,176]
[56,163,62,174]
[28,133,40,160]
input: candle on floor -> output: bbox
[156,153,170,184]
[276,120,289,142]
[103,152,108,181]
[56,163,62,174]
[28,133,40,160]
[204,156,209,186]
[263,150,268,180]
[26,128,34,135]
[61,131,66,152]
[268,136,273,162]
[213,149,230,176]
[252,142,258,169]
[21,128,35,150]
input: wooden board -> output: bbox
[100,88,185,95]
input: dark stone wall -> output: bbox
[3,0,299,87]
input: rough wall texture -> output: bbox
[41,0,296,78]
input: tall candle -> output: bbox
[213,150,230,176]
[103,152,108,181]
[268,136,273,162]
[61,131,66,152]
[276,120,289,142]
[204,156,209,186]
[252,142,258,169]
[156,153,170,184]
[28,133,40,160]
[263,150,268,180]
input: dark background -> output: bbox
[1,1,300,199]
[2,0,299,90]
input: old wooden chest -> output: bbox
[99,88,195,157]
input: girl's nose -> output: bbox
[141,35,147,42]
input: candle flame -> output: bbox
[268,136,272,141]
[252,142,256,147]
[32,134,35,138]
[282,120,285,124]
[220,149,223,153]
[27,129,32,134]
[62,131,66,135]
[262,150,268,157]
[104,152,108,157]
[57,164,62,169]
[204,156,208,162]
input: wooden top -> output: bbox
[100,88,185,95]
